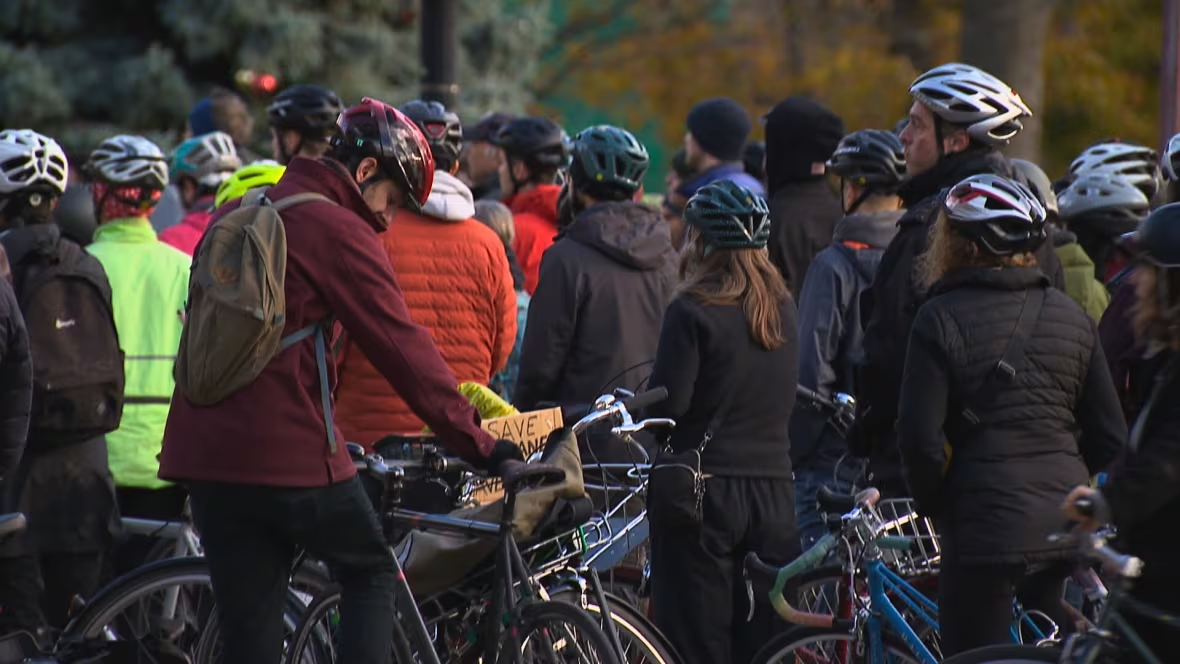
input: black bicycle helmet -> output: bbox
[1134,202,1180,268]
[943,174,1047,256]
[267,85,345,136]
[568,125,649,201]
[826,129,907,191]
[493,117,570,171]
[399,100,462,171]
[684,180,771,251]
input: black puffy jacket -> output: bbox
[897,266,1125,564]
[856,148,1067,492]
[513,201,677,410]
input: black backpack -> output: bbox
[10,236,125,446]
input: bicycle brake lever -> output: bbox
[611,418,676,436]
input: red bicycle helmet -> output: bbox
[333,97,434,211]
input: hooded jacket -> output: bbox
[790,210,901,468]
[507,184,563,295]
[855,147,1067,492]
[763,97,846,299]
[898,267,1124,563]
[334,173,516,444]
[1053,230,1110,322]
[159,157,496,487]
[158,195,217,256]
[514,201,677,411]
[0,274,30,485]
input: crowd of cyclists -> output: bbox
[0,57,1176,664]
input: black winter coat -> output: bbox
[513,201,677,410]
[856,148,1067,492]
[790,210,900,469]
[767,179,844,301]
[897,267,1125,564]
[0,269,31,484]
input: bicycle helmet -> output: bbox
[170,131,242,188]
[1164,133,1180,182]
[0,129,69,195]
[1068,140,1161,201]
[1057,172,1150,235]
[684,180,771,251]
[1134,202,1180,268]
[909,63,1032,146]
[1010,159,1058,217]
[331,97,434,212]
[942,174,1047,256]
[399,100,462,171]
[493,117,570,170]
[85,135,169,190]
[214,161,286,209]
[267,84,344,135]
[826,129,907,191]
[568,125,650,201]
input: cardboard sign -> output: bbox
[472,407,564,503]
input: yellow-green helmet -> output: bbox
[214,161,286,208]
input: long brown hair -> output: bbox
[678,231,789,350]
[916,211,1037,291]
[1132,264,1180,351]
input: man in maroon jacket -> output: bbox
[159,99,522,664]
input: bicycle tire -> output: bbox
[282,590,415,664]
[938,644,1062,663]
[551,591,678,664]
[507,600,624,664]
[750,625,923,664]
[59,557,307,661]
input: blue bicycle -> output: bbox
[746,489,1057,664]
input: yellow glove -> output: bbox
[422,383,519,434]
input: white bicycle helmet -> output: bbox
[86,135,169,190]
[1058,172,1151,229]
[0,129,69,195]
[170,131,242,188]
[1068,141,1160,200]
[943,173,1047,255]
[909,63,1032,146]
[1161,133,1180,182]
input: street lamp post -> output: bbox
[421,0,459,108]
[1161,0,1180,149]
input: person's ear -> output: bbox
[355,157,379,183]
[512,160,530,183]
[944,129,971,154]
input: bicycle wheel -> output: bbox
[750,625,922,664]
[551,591,677,664]
[938,644,1062,663]
[282,590,416,664]
[58,557,308,663]
[506,600,623,664]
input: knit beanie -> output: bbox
[763,96,845,192]
[188,98,216,136]
[686,98,751,162]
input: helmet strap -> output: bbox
[843,180,874,215]
[934,116,947,159]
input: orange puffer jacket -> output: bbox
[335,178,517,445]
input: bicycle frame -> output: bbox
[863,559,940,664]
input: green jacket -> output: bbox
[1055,241,1110,322]
[88,218,190,489]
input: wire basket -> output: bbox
[875,498,941,571]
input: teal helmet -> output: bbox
[170,131,241,188]
[684,180,771,251]
[568,125,649,201]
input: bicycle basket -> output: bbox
[876,498,941,570]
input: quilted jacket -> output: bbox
[335,171,517,444]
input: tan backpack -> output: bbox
[175,188,340,450]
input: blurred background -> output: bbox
[0,0,1165,189]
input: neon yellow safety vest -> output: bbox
[88,218,190,489]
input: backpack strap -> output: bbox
[264,192,334,212]
[960,288,1046,426]
[282,316,337,454]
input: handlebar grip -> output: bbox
[795,384,831,410]
[429,454,475,475]
[744,552,780,576]
[618,387,668,413]
[768,534,839,628]
[877,536,914,552]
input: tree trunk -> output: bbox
[959,0,1057,163]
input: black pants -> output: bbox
[939,555,1069,656]
[189,477,398,664]
[650,476,800,664]
[0,550,104,635]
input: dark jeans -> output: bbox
[189,477,397,664]
[939,554,1070,656]
[793,458,866,550]
[650,476,800,664]
[0,550,105,636]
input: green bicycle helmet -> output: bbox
[568,125,649,201]
[684,180,770,251]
